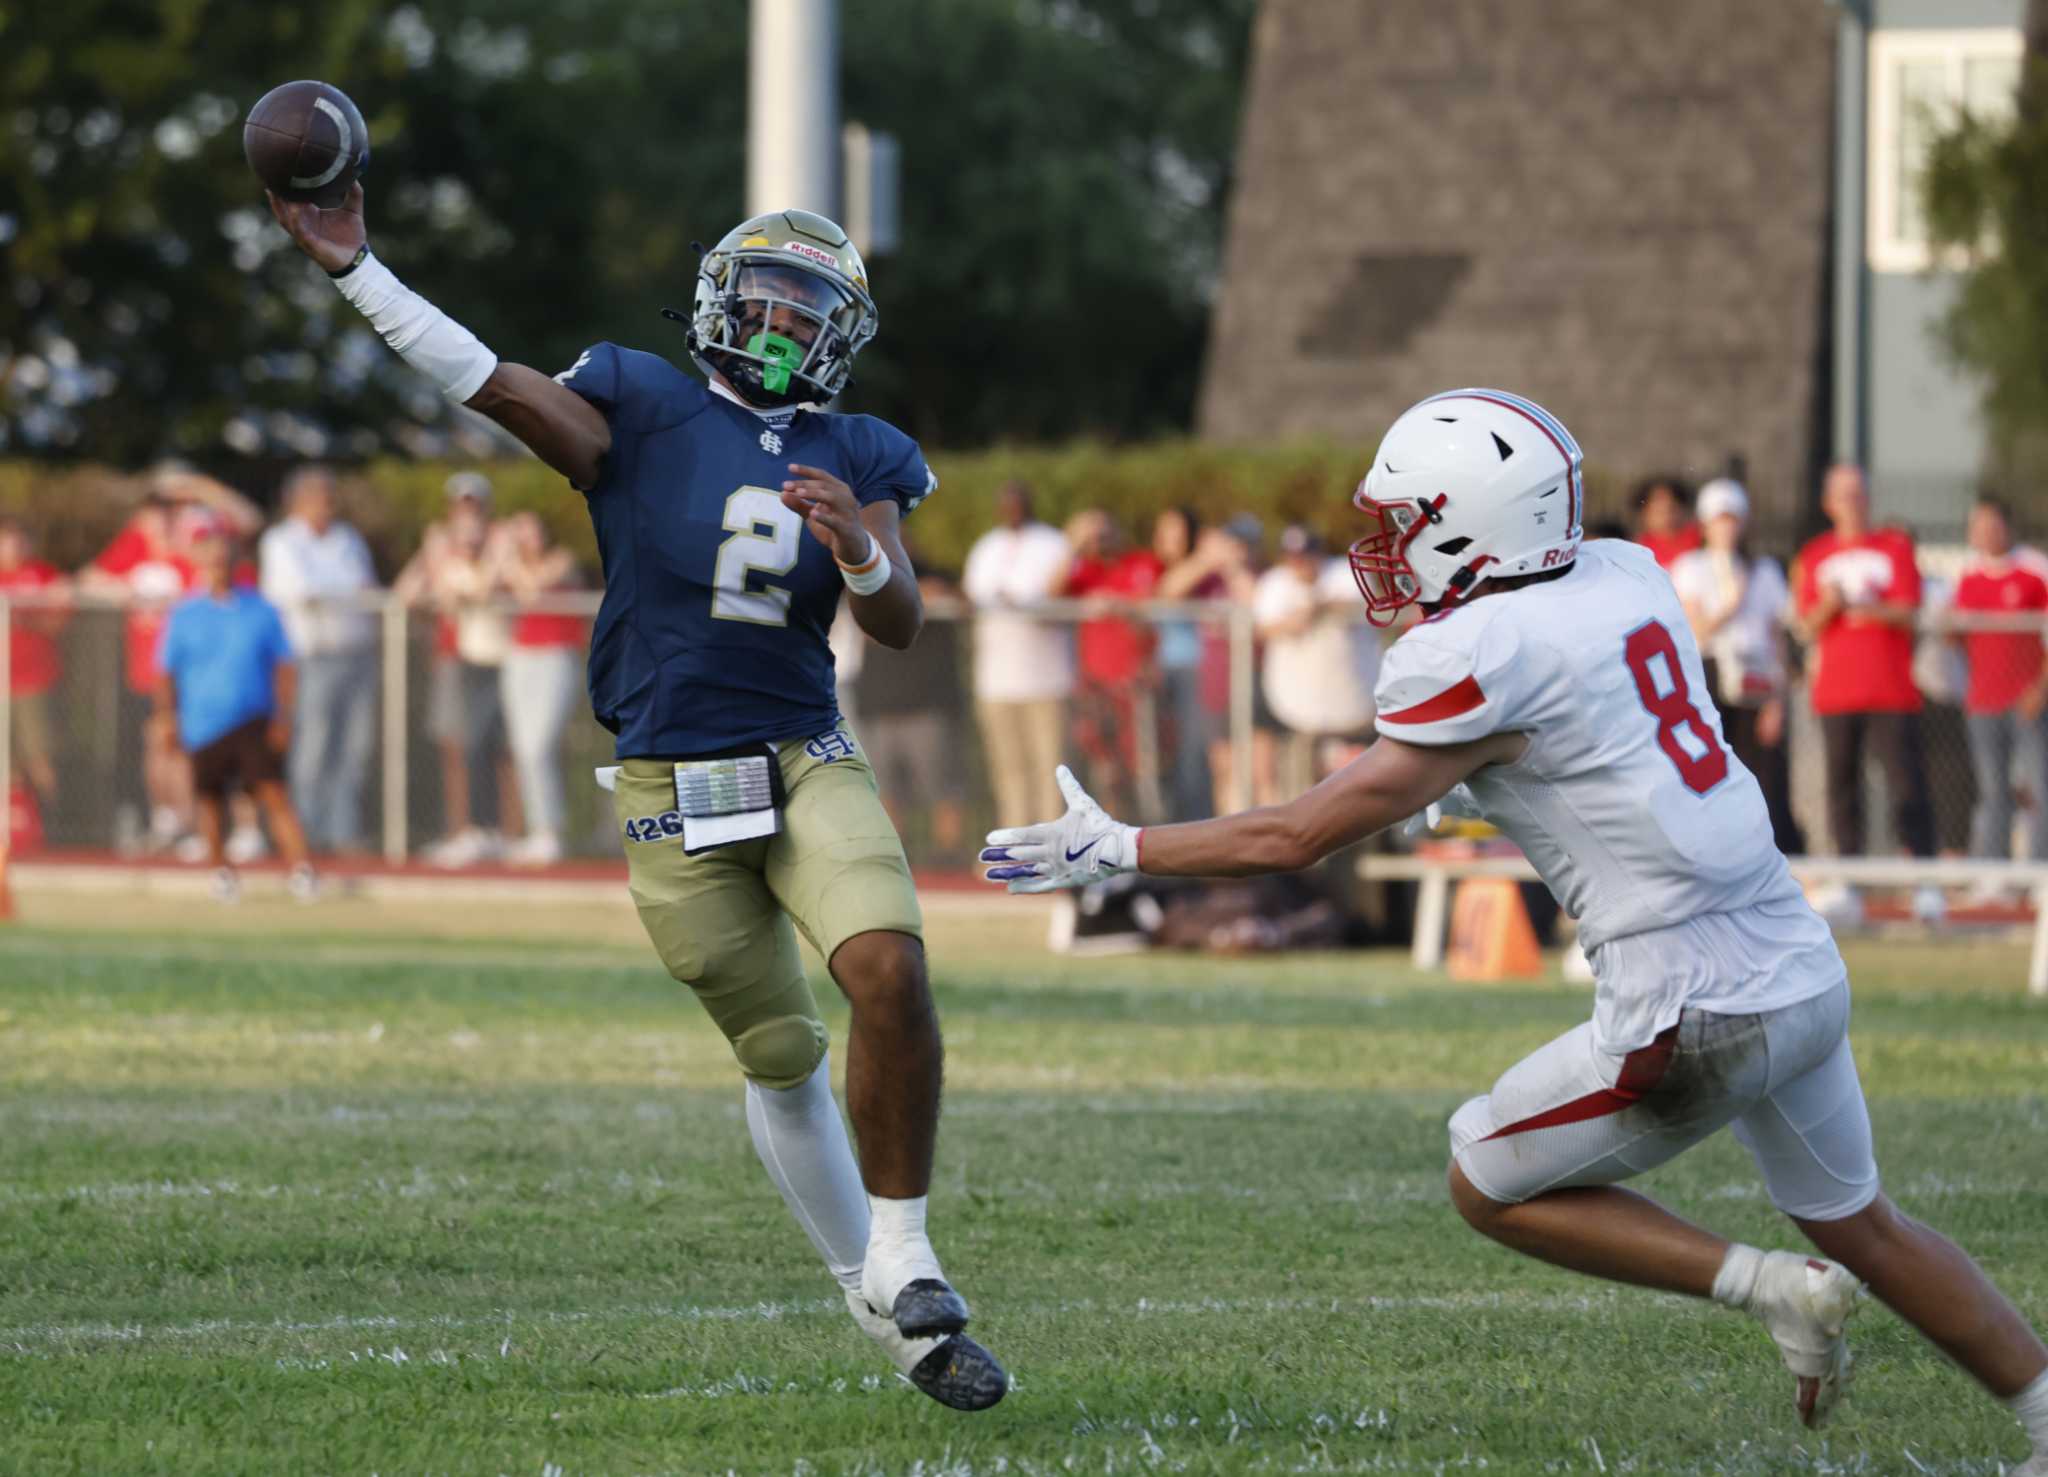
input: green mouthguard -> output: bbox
[746,330,802,393]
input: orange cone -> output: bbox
[1445,877,1543,981]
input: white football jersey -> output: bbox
[1373,540,1842,1046]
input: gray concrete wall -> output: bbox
[1198,0,1837,531]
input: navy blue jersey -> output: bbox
[557,341,934,757]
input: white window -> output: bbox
[1867,27,2023,274]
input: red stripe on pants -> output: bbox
[1481,1027,1677,1142]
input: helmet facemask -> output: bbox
[687,255,877,409]
[1349,489,1449,627]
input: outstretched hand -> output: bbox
[780,463,872,566]
[266,182,367,273]
[980,765,1142,893]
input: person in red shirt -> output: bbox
[1630,475,1701,569]
[487,512,586,867]
[80,497,200,851]
[1794,463,1935,874]
[1952,496,2048,867]
[0,518,70,813]
[1063,509,1164,817]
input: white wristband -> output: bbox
[838,535,892,596]
[331,250,499,402]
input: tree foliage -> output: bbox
[0,0,1252,467]
[1922,0,2048,491]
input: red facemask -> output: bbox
[1348,490,1445,627]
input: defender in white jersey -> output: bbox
[981,390,2048,1471]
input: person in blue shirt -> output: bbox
[154,518,314,903]
[268,187,1004,1410]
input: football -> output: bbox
[242,80,369,206]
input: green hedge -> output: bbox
[350,440,1402,573]
[0,445,1633,578]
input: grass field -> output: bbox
[1,894,2044,1476]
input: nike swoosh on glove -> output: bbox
[979,764,1141,894]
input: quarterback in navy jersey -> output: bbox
[269,188,1005,1410]
[554,336,935,756]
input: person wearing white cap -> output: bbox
[1669,479,1802,855]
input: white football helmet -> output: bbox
[1349,389,1585,626]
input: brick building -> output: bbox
[1199,0,2024,539]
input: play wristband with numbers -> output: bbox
[837,534,892,596]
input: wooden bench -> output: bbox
[1357,851,2048,996]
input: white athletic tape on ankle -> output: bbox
[1710,1243,1764,1308]
[332,251,498,402]
[2009,1366,2048,1446]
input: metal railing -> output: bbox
[3,590,2047,868]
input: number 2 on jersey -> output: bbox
[712,487,802,626]
[1623,620,1729,794]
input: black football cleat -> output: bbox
[890,1277,971,1339]
[907,1332,1008,1411]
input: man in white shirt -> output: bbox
[259,466,381,854]
[1253,525,1380,782]
[961,481,1073,828]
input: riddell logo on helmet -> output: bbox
[1541,546,1573,568]
[781,241,838,268]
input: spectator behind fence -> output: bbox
[856,549,969,863]
[1148,506,1217,820]
[395,473,517,866]
[0,518,69,825]
[1670,479,1803,855]
[1252,524,1380,788]
[488,513,585,867]
[258,466,379,855]
[1630,474,1700,570]
[83,472,266,856]
[81,495,193,853]
[1064,508,1163,817]
[1196,514,1274,810]
[963,480,1072,829]
[1952,496,2048,885]
[153,517,312,903]
[1794,462,1940,922]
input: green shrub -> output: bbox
[0,444,1634,578]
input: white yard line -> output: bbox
[0,1165,2020,1211]
[0,1289,1635,1352]
[9,863,1045,918]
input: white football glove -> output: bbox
[980,765,1141,894]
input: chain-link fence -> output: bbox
[4,589,2045,871]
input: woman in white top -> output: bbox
[1670,479,1804,854]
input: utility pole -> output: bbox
[747,0,840,219]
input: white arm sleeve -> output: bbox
[332,251,499,402]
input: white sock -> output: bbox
[862,1192,945,1307]
[2009,1366,2048,1453]
[742,1053,870,1293]
[1711,1243,1765,1308]
[869,1193,928,1246]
